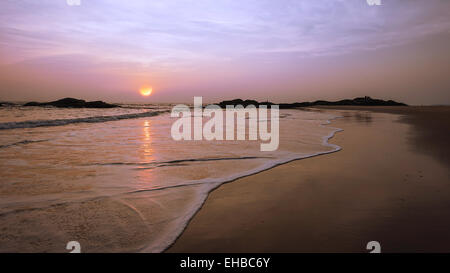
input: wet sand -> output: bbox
[167,106,450,252]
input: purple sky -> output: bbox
[1,0,449,104]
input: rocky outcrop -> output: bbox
[218,96,407,109]
[23,98,119,108]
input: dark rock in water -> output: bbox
[218,96,407,109]
[336,96,407,106]
[48,98,86,107]
[218,99,273,108]
[23,102,41,106]
[23,98,119,108]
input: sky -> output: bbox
[0,0,449,104]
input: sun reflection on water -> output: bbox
[136,120,155,184]
[142,120,154,160]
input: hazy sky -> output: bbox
[1,0,449,104]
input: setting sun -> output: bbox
[140,87,153,96]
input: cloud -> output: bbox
[1,0,449,66]
[0,0,449,103]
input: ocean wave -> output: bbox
[0,110,168,130]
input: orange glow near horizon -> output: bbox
[140,87,153,96]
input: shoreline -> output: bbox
[159,113,344,252]
[167,106,450,252]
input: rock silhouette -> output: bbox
[218,96,407,109]
[23,98,119,108]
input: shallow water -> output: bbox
[0,106,341,252]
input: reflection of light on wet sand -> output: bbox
[142,120,153,158]
[139,120,154,183]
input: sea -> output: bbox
[0,103,341,252]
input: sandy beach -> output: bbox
[167,106,450,253]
